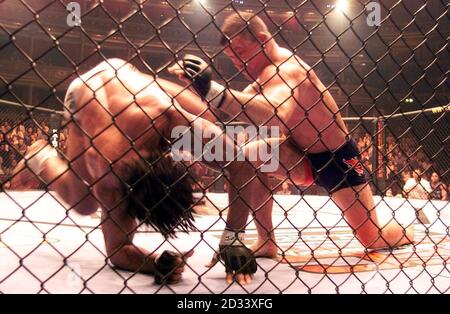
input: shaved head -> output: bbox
[220,12,270,46]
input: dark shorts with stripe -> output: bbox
[307,139,368,193]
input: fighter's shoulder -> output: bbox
[262,57,309,82]
[78,59,138,84]
[282,56,312,78]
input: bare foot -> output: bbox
[366,223,416,251]
[250,240,278,258]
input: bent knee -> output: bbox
[357,226,413,250]
[72,197,99,216]
[359,236,382,250]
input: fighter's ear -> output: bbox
[256,31,270,44]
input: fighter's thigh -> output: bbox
[243,138,313,185]
[64,118,97,186]
[331,184,378,226]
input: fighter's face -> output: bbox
[224,35,264,80]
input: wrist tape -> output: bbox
[207,81,226,109]
[219,228,245,246]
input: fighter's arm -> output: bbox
[220,66,300,130]
[155,77,217,122]
[167,103,260,284]
[166,102,236,171]
[100,197,155,273]
[168,56,303,130]
[99,182,192,283]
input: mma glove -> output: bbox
[218,229,257,275]
[154,250,179,284]
[180,54,227,109]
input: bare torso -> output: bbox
[245,48,348,153]
[65,59,172,192]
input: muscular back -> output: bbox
[64,59,173,182]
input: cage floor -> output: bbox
[0,191,449,294]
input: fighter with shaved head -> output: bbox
[169,12,415,272]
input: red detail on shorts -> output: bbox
[342,157,364,176]
[303,158,314,185]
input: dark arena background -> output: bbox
[0,0,449,295]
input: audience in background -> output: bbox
[278,182,292,195]
[0,157,4,176]
[403,166,432,200]
[0,121,68,182]
[430,172,448,201]
[355,132,447,200]
[385,188,394,197]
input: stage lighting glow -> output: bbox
[336,0,348,12]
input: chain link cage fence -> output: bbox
[0,0,449,294]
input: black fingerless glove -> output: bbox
[182,54,226,108]
[218,229,257,275]
[219,245,257,274]
[154,250,178,284]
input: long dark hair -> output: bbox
[123,150,195,238]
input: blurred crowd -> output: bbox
[354,132,448,201]
[0,119,448,201]
[0,121,68,179]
